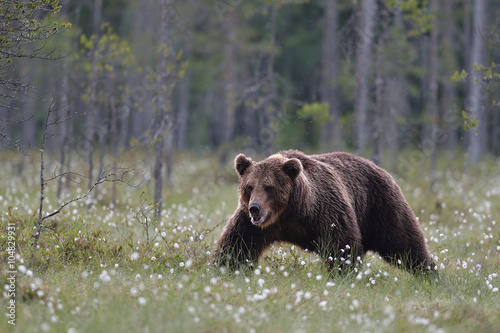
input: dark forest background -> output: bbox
[1,0,499,176]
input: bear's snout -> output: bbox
[249,204,261,216]
[249,203,266,225]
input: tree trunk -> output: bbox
[177,63,191,150]
[468,0,488,164]
[492,102,500,154]
[86,71,96,192]
[153,0,173,216]
[354,0,377,155]
[165,125,174,186]
[86,0,102,191]
[441,0,458,151]
[110,97,118,206]
[464,0,472,75]
[93,0,102,35]
[153,125,165,217]
[220,10,237,165]
[427,0,440,187]
[97,98,109,179]
[320,0,341,151]
[57,59,70,200]
[372,10,389,166]
[262,5,278,156]
[21,103,36,148]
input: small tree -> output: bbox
[0,0,69,151]
[78,23,135,192]
[151,0,187,216]
[32,94,138,254]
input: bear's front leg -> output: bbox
[213,208,267,270]
[316,213,363,275]
[314,236,361,275]
[325,242,363,275]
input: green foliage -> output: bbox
[462,111,480,133]
[79,22,135,104]
[80,22,135,74]
[450,69,467,83]
[0,0,68,65]
[453,62,500,84]
[297,102,331,124]
[453,59,499,134]
[385,0,433,37]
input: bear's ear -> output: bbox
[283,158,302,180]
[235,154,252,176]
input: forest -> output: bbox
[1,1,500,332]
[1,0,499,166]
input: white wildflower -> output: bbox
[99,271,111,283]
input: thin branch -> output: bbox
[0,132,27,154]
[45,170,81,183]
[33,94,57,250]
[0,113,34,123]
[43,168,136,221]
[32,93,141,252]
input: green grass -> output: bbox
[1,151,499,332]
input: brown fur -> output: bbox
[214,150,435,274]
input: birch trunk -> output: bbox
[354,0,377,155]
[320,0,341,150]
[468,0,488,164]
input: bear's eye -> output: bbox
[246,186,253,193]
[264,186,273,194]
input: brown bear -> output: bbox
[214,150,435,274]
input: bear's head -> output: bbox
[234,153,303,228]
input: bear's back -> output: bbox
[280,150,403,229]
[280,150,386,182]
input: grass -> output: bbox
[1,150,499,332]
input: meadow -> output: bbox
[1,151,499,333]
